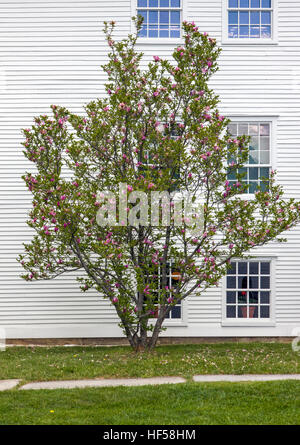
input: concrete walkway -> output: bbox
[0,380,20,391]
[193,374,300,382]
[20,376,186,390]
[2,375,300,391]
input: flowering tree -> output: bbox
[18,19,300,351]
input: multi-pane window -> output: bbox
[148,262,182,319]
[228,121,271,193]
[139,124,181,192]
[137,0,181,38]
[226,260,271,319]
[227,0,273,39]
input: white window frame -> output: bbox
[131,0,187,45]
[222,256,276,326]
[222,0,278,45]
[227,115,278,197]
[147,260,188,326]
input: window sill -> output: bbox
[222,320,276,327]
[222,39,278,46]
[148,319,187,327]
[164,322,187,327]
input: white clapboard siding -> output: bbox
[0,0,300,338]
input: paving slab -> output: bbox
[0,380,20,391]
[193,374,300,382]
[20,376,186,390]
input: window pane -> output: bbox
[249,291,258,303]
[240,11,249,24]
[238,306,248,318]
[260,151,270,164]
[261,25,271,38]
[250,306,259,318]
[229,0,238,6]
[260,136,269,150]
[261,0,271,7]
[261,276,270,289]
[160,26,169,37]
[239,25,249,37]
[238,167,248,179]
[260,306,270,318]
[249,167,258,180]
[260,180,269,192]
[238,262,248,274]
[250,12,260,24]
[160,0,169,6]
[227,306,236,318]
[251,0,260,7]
[138,10,147,21]
[250,26,260,37]
[227,276,236,288]
[249,124,259,135]
[249,151,259,164]
[138,0,147,7]
[171,10,180,23]
[171,0,181,6]
[261,262,270,274]
[170,28,180,38]
[238,291,247,304]
[249,262,259,274]
[249,181,258,193]
[160,11,169,23]
[228,123,237,135]
[249,276,259,289]
[228,169,237,180]
[249,136,259,150]
[260,291,270,304]
[238,276,248,288]
[260,124,270,135]
[227,291,236,304]
[260,167,270,179]
[149,0,159,6]
[229,11,238,24]
[149,27,158,37]
[261,11,271,24]
[229,25,238,38]
[240,0,249,7]
[238,123,249,134]
[140,25,147,37]
[149,11,158,23]
[228,262,237,274]
[171,305,181,318]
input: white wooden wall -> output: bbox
[0,0,299,338]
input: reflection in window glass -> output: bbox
[138,0,181,38]
[228,0,273,39]
[227,122,271,193]
[226,260,271,319]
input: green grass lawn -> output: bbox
[0,343,299,383]
[0,381,299,425]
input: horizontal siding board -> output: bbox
[1,0,300,337]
